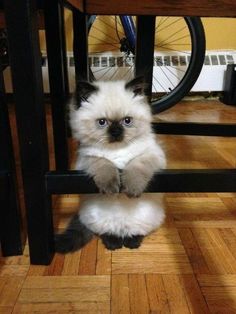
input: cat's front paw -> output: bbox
[94,167,120,194]
[122,170,147,197]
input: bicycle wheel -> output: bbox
[87,16,205,113]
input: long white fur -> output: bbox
[71,80,166,237]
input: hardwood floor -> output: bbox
[1,99,236,313]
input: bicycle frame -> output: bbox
[119,16,136,52]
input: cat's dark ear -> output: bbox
[75,81,98,105]
[125,76,147,96]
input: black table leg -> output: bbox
[72,9,89,82]
[0,64,22,256]
[135,16,155,96]
[44,0,69,170]
[4,0,54,264]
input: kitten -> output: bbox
[55,77,166,252]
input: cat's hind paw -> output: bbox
[123,235,144,249]
[100,233,123,250]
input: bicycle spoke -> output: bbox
[90,24,122,43]
[158,34,191,46]
[89,42,120,45]
[157,60,187,74]
[111,16,124,30]
[159,66,176,88]
[155,46,192,55]
[92,67,114,74]
[153,74,167,92]
[157,26,187,46]
[109,66,122,80]
[89,35,120,48]
[156,44,191,46]
[120,64,134,80]
[157,17,183,33]
[89,48,119,54]
[96,66,114,80]
[163,64,184,77]
[155,17,170,30]
[96,16,125,37]
[152,81,158,94]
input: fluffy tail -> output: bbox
[55,214,94,253]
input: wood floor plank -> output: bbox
[13,302,110,313]
[27,265,46,276]
[166,197,226,214]
[111,275,130,314]
[146,274,170,313]
[175,220,236,229]
[43,253,65,276]
[79,238,98,275]
[18,288,110,303]
[220,229,236,263]
[128,274,150,314]
[61,251,81,275]
[178,228,210,275]
[0,265,29,276]
[112,243,193,274]
[179,274,210,313]
[201,286,236,313]
[18,276,110,306]
[162,275,190,314]
[147,227,182,244]
[0,277,25,306]
[96,239,111,275]
[192,229,236,274]
[0,255,29,265]
[198,274,236,287]
[23,275,110,289]
[207,229,236,274]
[0,307,13,314]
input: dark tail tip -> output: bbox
[55,215,94,254]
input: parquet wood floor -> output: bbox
[1,100,236,313]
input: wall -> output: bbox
[39,13,236,52]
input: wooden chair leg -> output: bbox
[44,0,69,170]
[0,63,22,256]
[72,8,89,82]
[4,0,54,265]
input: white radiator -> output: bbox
[3,50,236,93]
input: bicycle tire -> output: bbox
[87,16,206,114]
[151,17,205,113]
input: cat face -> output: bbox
[70,78,153,148]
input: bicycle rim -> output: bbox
[87,16,205,113]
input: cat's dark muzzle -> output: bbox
[108,122,124,143]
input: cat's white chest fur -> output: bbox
[77,135,166,170]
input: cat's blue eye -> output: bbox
[97,118,108,128]
[122,117,133,127]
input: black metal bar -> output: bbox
[46,169,236,194]
[72,9,89,82]
[152,122,236,137]
[135,16,155,96]
[0,62,22,256]
[4,0,54,264]
[44,0,69,170]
